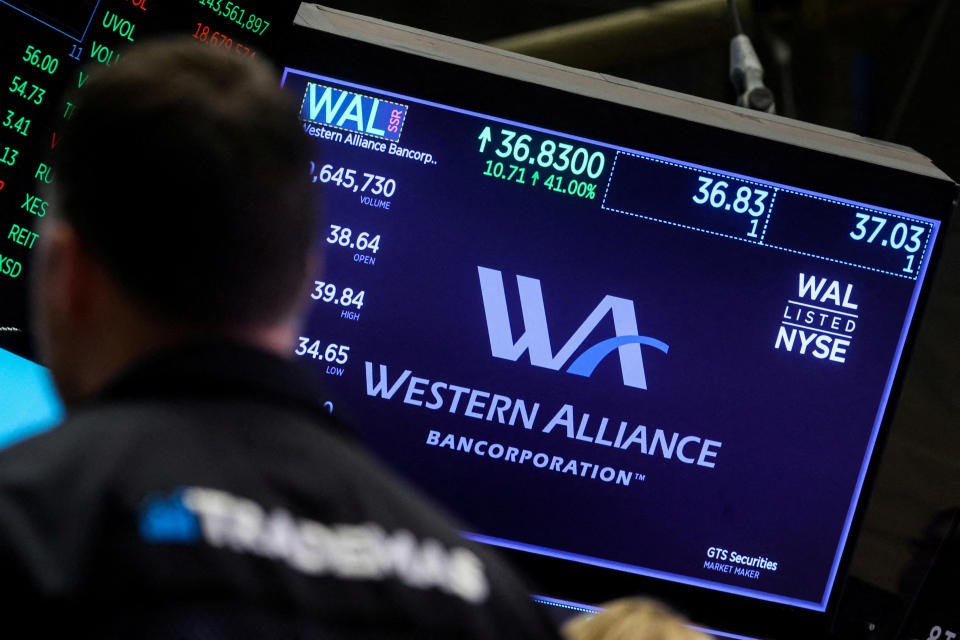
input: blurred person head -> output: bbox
[33,38,314,402]
[562,598,712,640]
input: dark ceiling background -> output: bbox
[319,0,960,182]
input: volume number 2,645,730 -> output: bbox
[311,163,397,198]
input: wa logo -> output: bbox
[477,267,669,390]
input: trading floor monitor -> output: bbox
[280,6,956,639]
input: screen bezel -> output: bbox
[280,16,957,638]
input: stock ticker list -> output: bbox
[284,67,938,607]
[0,0,299,356]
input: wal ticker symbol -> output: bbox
[301,82,408,143]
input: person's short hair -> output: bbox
[55,38,314,326]
[562,598,712,640]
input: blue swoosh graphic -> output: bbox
[566,335,669,377]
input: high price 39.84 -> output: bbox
[311,280,365,309]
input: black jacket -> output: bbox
[0,342,560,639]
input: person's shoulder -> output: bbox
[0,398,561,638]
[0,403,135,471]
[0,403,158,600]
[285,424,560,637]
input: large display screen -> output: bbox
[279,64,942,614]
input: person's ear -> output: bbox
[292,250,321,324]
[35,220,101,327]
[304,250,320,292]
